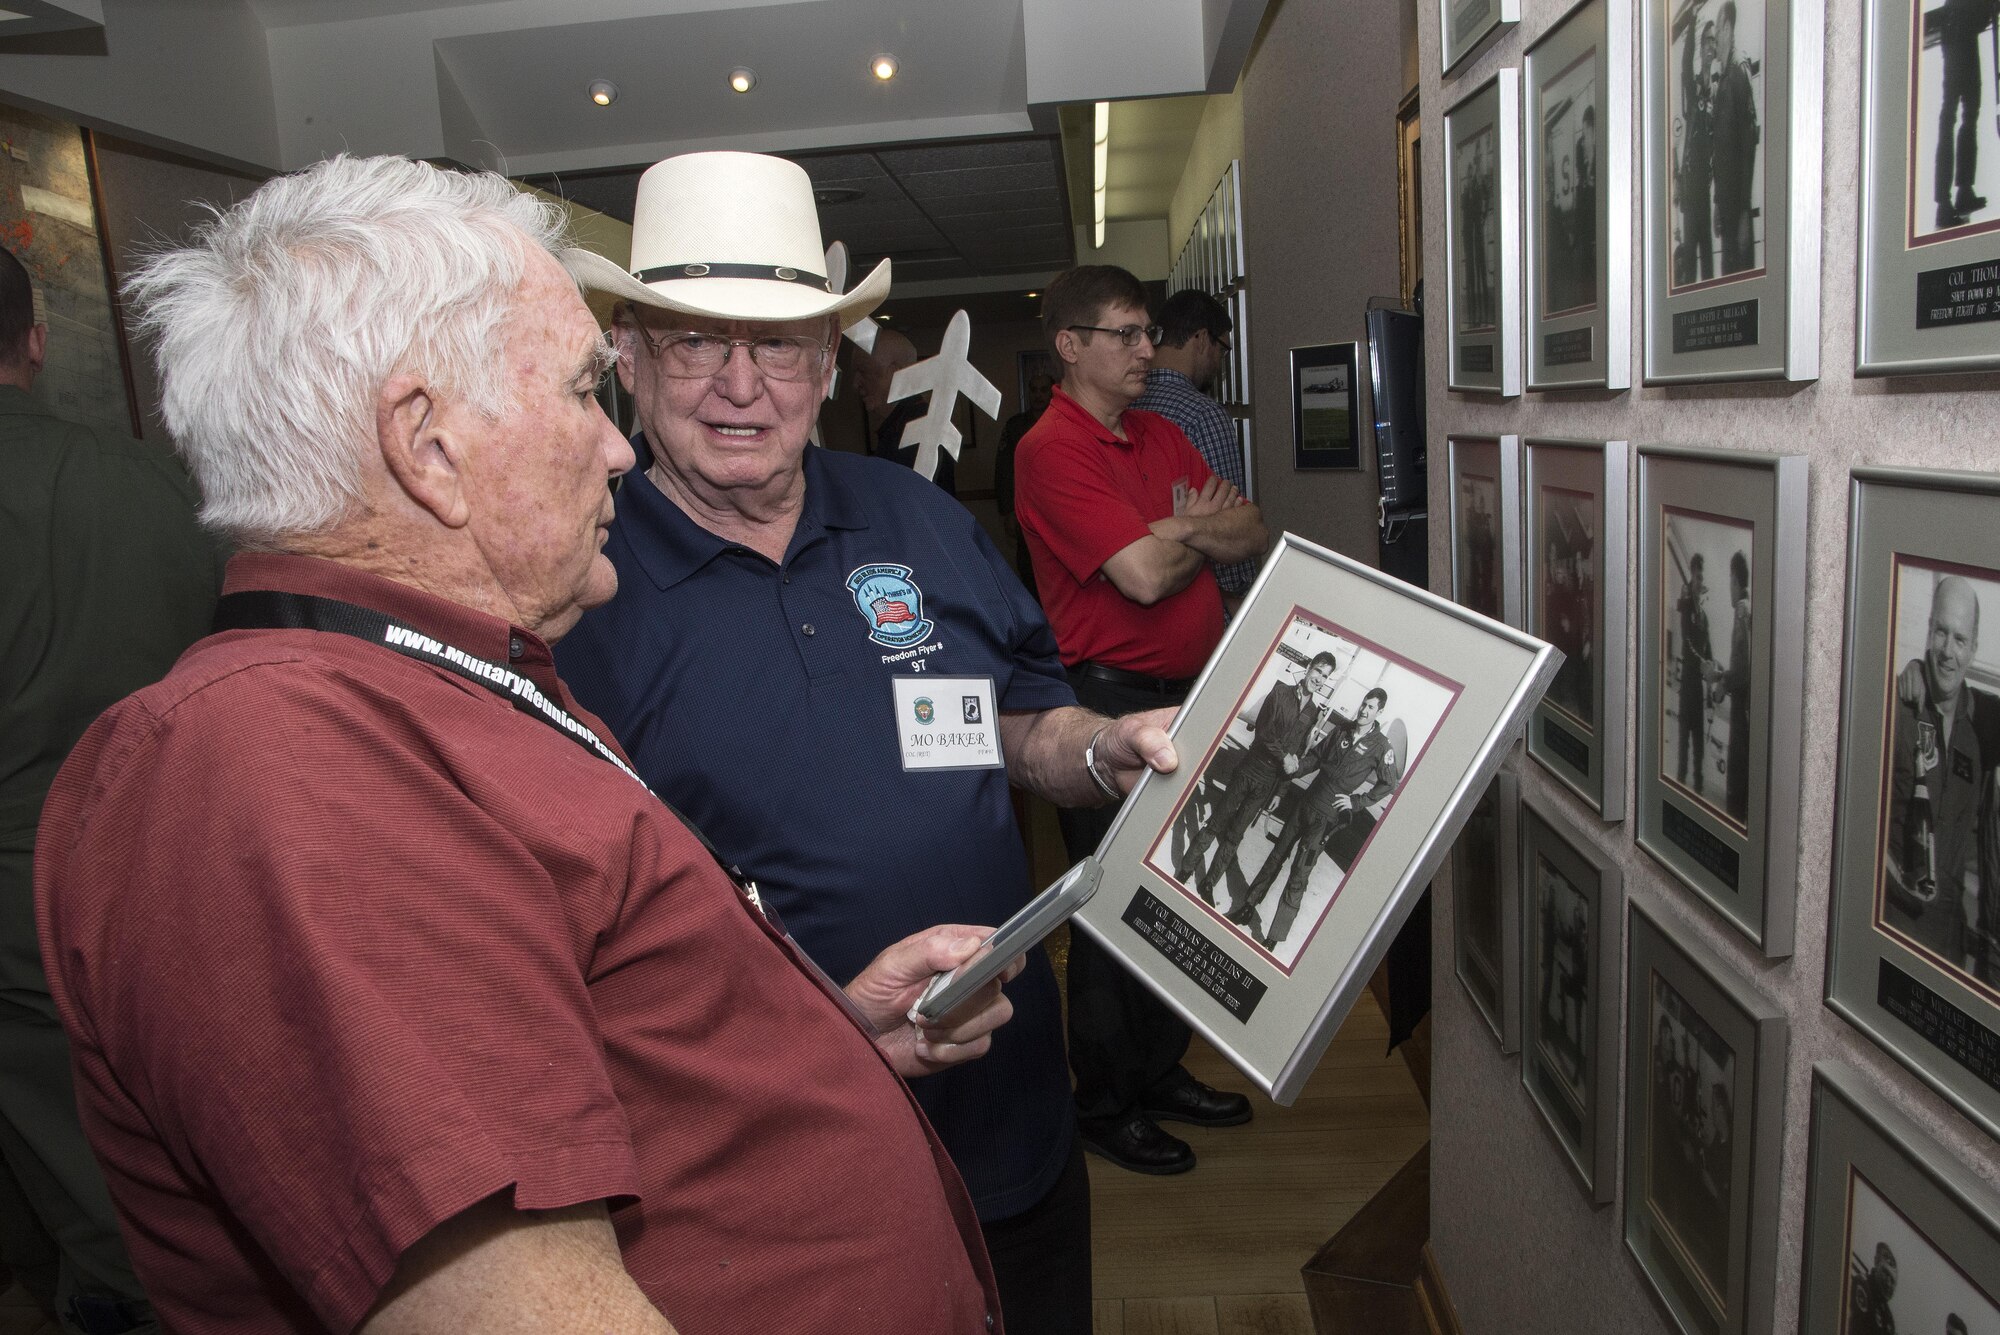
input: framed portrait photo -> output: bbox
[1640,0,1823,383]
[1441,0,1520,78]
[1623,896,1788,1335]
[1519,794,1624,1201]
[1524,438,1630,819]
[1829,467,2000,1140]
[1454,767,1522,1050]
[1445,69,1525,395]
[1081,535,1560,1104]
[1635,447,1807,957]
[1290,343,1362,471]
[1858,0,2000,375]
[1448,434,1523,626]
[1524,0,1634,390]
[1801,1063,2000,1335]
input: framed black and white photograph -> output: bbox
[1519,795,1624,1201]
[1441,0,1520,78]
[1641,0,1822,382]
[1524,0,1634,390]
[1524,438,1630,819]
[1081,536,1560,1104]
[1445,69,1525,395]
[1623,896,1788,1335]
[1858,0,2000,374]
[1448,434,1523,627]
[1290,342,1362,471]
[1829,468,2000,1139]
[1801,1063,2000,1335]
[1454,767,1521,1050]
[1635,447,1807,957]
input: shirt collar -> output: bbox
[221,551,529,667]
[1145,367,1197,393]
[1047,384,1131,447]
[618,435,871,591]
[0,385,47,416]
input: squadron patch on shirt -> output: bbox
[914,696,936,725]
[847,562,936,649]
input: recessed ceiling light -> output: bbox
[871,53,898,81]
[729,67,756,94]
[588,79,617,106]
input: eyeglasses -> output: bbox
[623,325,831,382]
[1067,323,1163,348]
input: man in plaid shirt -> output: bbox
[1131,289,1259,599]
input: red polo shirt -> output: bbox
[1015,387,1226,679]
[35,553,996,1335]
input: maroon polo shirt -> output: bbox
[1014,387,1226,679]
[35,553,997,1335]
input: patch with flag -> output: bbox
[846,561,936,648]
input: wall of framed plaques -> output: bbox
[1411,1,2000,1334]
[1166,160,1255,500]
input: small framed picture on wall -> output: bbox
[1523,0,1634,390]
[1633,446,1808,957]
[1519,793,1624,1202]
[1622,895,1788,1335]
[1440,0,1519,77]
[1800,1063,2000,1335]
[1453,766,1521,1050]
[1639,0,1823,382]
[1524,438,1630,819]
[1828,467,2000,1140]
[1289,342,1362,471]
[1447,434,1522,627]
[1444,69,1524,395]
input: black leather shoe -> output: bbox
[1939,202,1970,229]
[1142,1077,1253,1128]
[1080,1116,1195,1175]
[1956,189,1988,213]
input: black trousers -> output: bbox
[982,1137,1092,1335]
[1059,669,1193,1131]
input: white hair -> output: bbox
[124,154,574,547]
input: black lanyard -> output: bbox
[212,590,760,907]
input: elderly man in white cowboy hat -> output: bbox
[35,153,1039,1335]
[558,151,1181,1335]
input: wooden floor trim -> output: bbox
[1414,1242,1465,1335]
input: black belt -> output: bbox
[1073,661,1196,696]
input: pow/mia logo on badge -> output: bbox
[846,562,936,649]
[914,697,936,725]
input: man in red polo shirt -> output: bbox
[34,154,1041,1335]
[1014,265,1269,1175]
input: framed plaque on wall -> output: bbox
[1639,0,1823,382]
[1523,0,1634,390]
[1444,70,1524,395]
[1633,446,1807,957]
[1828,467,2000,1140]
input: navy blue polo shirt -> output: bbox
[558,443,1078,1222]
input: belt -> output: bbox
[1073,661,1197,696]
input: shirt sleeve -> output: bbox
[48,668,642,1330]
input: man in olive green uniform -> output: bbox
[0,248,221,1334]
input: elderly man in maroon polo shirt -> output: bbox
[1014,264,1269,1176]
[31,155,1051,1335]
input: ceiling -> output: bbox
[0,0,1268,293]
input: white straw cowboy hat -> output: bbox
[563,151,891,323]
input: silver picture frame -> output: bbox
[1524,0,1634,390]
[1080,534,1559,1105]
[1454,765,1522,1051]
[1800,1062,2000,1335]
[1640,0,1823,383]
[1858,0,2000,375]
[1441,0,1520,78]
[1519,792,1624,1202]
[1524,438,1630,819]
[1623,895,1788,1335]
[1447,433,1524,627]
[1445,69,1525,395]
[1634,446,1807,958]
[1827,466,2000,1140]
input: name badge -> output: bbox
[892,675,1004,771]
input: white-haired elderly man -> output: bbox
[36,154,1034,1335]
[555,151,1180,1335]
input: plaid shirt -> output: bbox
[1130,368,1258,594]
